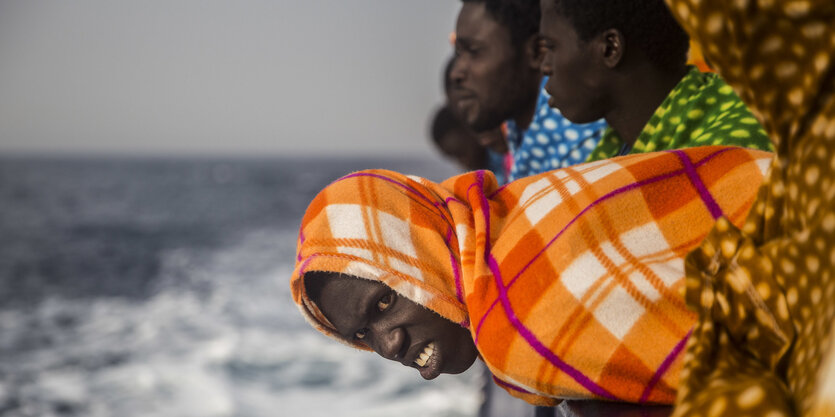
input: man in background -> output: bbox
[538,0,772,161]
[449,0,607,182]
[435,56,511,183]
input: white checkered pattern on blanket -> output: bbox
[559,222,679,341]
[326,203,423,281]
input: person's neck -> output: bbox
[606,65,689,146]
[511,75,542,131]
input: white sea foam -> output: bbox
[1,228,481,417]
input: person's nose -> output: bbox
[540,57,553,77]
[450,57,466,85]
[370,325,407,363]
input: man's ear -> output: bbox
[523,34,543,70]
[597,28,625,69]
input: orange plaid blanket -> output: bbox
[291,146,772,405]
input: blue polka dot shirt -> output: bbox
[505,77,608,181]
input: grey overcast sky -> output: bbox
[0,1,461,157]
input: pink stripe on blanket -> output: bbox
[671,149,724,219]
[476,173,620,401]
[639,329,692,403]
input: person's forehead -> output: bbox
[538,0,558,31]
[456,2,512,44]
[319,276,380,307]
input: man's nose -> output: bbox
[450,58,466,84]
[371,326,406,362]
[540,58,552,77]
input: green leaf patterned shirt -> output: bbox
[586,66,773,162]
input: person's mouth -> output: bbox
[410,341,442,380]
[413,342,435,367]
[450,87,475,104]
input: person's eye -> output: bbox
[354,328,368,340]
[377,292,395,312]
[455,44,479,57]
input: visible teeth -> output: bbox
[414,342,435,367]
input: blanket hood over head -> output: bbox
[290,146,773,405]
[291,169,482,345]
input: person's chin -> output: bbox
[456,100,478,126]
[547,98,590,124]
[546,95,564,112]
[468,115,502,135]
[418,351,443,380]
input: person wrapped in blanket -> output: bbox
[290,146,772,406]
[657,0,835,416]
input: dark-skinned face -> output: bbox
[538,0,607,124]
[450,2,538,132]
[308,273,478,380]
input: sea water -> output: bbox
[0,155,482,417]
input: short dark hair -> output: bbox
[462,0,540,47]
[551,0,689,72]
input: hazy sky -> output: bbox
[0,1,461,157]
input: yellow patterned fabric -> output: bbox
[663,0,835,416]
[291,146,772,405]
